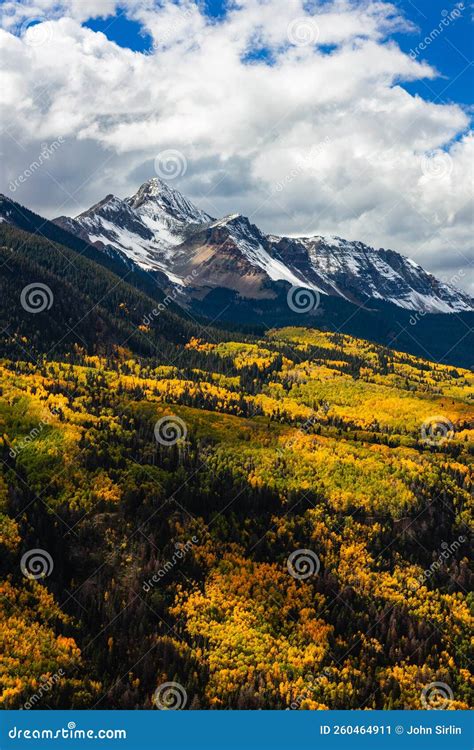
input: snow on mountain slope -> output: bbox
[127,177,211,226]
[274,235,473,314]
[54,179,212,278]
[52,179,473,314]
[208,215,316,290]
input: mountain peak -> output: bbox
[127,178,212,225]
[76,194,125,219]
[210,213,246,228]
[50,180,473,315]
[131,177,174,200]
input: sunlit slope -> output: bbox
[0,324,472,709]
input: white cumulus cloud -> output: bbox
[0,0,472,293]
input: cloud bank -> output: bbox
[0,0,472,292]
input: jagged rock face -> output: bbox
[269,235,473,313]
[49,179,474,314]
[126,178,211,226]
[53,180,213,279]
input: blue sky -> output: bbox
[392,0,473,106]
[85,0,473,107]
[2,0,473,291]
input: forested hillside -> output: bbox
[2,0,473,721]
[0,325,472,710]
[0,223,207,359]
[2,199,473,369]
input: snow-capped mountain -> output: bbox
[54,178,212,283]
[53,178,473,314]
[268,235,472,314]
[128,177,211,226]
